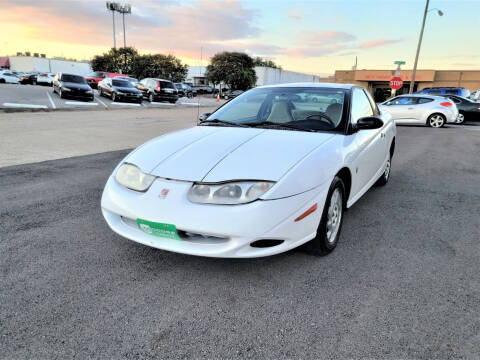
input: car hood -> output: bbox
[62,82,91,90]
[125,126,336,182]
[114,86,140,94]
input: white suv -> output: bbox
[0,70,20,84]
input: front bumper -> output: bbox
[116,93,143,102]
[101,176,329,258]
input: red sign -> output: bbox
[390,77,403,90]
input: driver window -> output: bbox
[351,87,374,125]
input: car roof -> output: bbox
[396,94,443,99]
[258,82,355,90]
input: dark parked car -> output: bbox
[136,78,178,103]
[415,87,470,97]
[193,84,214,94]
[223,89,244,100]
[174,83,196,98]
[98,77,143,103]
[19,73,38,85]
[52,73,94,101]
[440,94,480,123]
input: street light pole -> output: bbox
[409,0,429,94]
[112,8,116,49]
[122,12,126,48]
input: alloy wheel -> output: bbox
[429,114,445,128]
[326,188,343,244]
[457,113,465,124]
[384,158,391,181]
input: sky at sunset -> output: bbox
[1,0,479,75]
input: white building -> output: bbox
[7,56,92,75]
[185,65,321,86]
[254,67,320,86]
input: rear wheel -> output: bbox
[0,79,5,84]
[457,112,465,124]
[427,113,445,128]
[305,177,345,256]
[148,93,154,102]
[375,155,391,186]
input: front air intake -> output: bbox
[250,239,284,248]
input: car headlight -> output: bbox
[86,90,93,94]
[115,163,155,192]
[188,181,274,205]
[61,87,71,91]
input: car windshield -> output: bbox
[62,74,86,84]
[205,87,346,132]
[112,79,134,87]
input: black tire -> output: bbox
[305,177,345,256]
[0,79,5,84]
[375,154,391,186]
[457,112,465,124]
[32,80,37,85]
[148,93,154,102]
[427,113,446,128]
[169,99,176,104]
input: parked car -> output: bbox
[378,94,459,128]
[468,89,480,102]
[98,77,143,103]
[19,73,38,85]
[101,83,396,258]
[174,83,196,98]
[0,70,19,84]
[440,95,480,123]
[193,85,214,94]
[85,71,127,89]
[223,89,244,100]
[52,73,94,101]
[36,72,55,85]
[136,78,178,103]
[415,87,470,98]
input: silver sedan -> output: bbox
[378,94,460,128]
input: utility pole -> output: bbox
[409,0,443,93]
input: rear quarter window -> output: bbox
[417,98,434,104]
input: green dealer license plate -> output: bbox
[136,218,181,240]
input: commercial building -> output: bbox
[4,55,92,75]
[185,66,321,87]
[323,69,480,102]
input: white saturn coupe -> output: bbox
[101,83,396,258]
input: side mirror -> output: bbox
[356,116,384,130]
[199,112,211,121]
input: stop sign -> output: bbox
[390,77,403,90]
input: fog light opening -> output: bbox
[250,239,284,248]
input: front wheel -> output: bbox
[305,177,345,256]
[427,113,445,128]
[457,113,465,124]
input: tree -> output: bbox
[205,52,257,90]
[91,48,188,82]
[252,57,282,69]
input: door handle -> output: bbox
[381,132,386,138]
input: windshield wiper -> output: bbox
[199,119,249,127]
[246,121,316,132]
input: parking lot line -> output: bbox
[110,102,141,107]
[95,96,108,108]
[149,102,175,107]
[3,103,48,109]
[46,92,56,109]
[64,101,98,106]
[179,102,200,106]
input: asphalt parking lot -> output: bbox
[1,109,479,358]
[0,83,224,111]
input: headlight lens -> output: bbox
[188,181,274,204]
[62,87,71,91]
[115,163,155,192]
